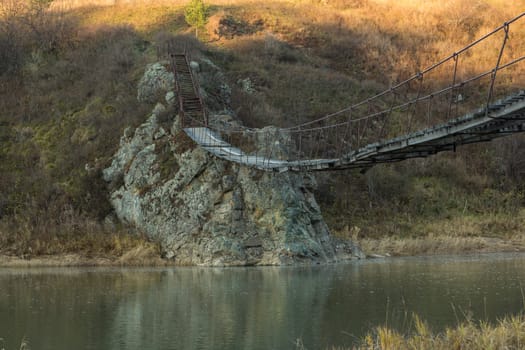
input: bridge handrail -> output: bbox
[284,11,525,131]
[285,55,525,133]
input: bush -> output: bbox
[0,0,75,75]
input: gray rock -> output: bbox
[137,63,175,103]
[237,77,256,94]
[103,60,363,266]
[165,91,177,106]
[190,61,200,72]
[102,114,159,184]
[152,103,166,117]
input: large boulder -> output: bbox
[137,63,175,103]
[104,59,363,266]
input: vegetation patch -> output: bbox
[173,129,198,153]
[207,13,264,40]
[348,313,525,350]
[154,138,180,182]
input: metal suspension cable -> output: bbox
[285,11,525,132]
[284,54,525,134]
[208,51,523,138]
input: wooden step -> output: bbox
[170,52,207,127]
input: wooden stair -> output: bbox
[170,53,207,127]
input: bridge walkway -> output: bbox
[183,91,525,172]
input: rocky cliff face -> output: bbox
[103,60,363,266]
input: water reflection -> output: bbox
[0,254,524,349]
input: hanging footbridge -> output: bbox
[170,12,525,172]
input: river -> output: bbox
[1,253,525,349]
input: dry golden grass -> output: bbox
[0,215,169,267]
[343,211,525,257]
[357,234,525,257]
[0,250,170,267]
[343,313,525,350]
[71,2,186,34]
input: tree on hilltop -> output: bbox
[184,0,208,38]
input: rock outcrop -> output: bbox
[103,58,363,266]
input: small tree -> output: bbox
[184,0,208,38]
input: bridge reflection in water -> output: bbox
[172,12,525,172]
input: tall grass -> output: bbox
[347,313,525,350]
[0,0,155,259]
[0,336,30,350]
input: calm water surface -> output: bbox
[1,253,525,349]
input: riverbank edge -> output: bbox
[0,253,173,268]
[357,234,525,258]
[1,234,524,267]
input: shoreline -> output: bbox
[0,253,174,268]
[357,234,525,258]
[1,234,524,268]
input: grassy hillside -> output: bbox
[0,0,524,260]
